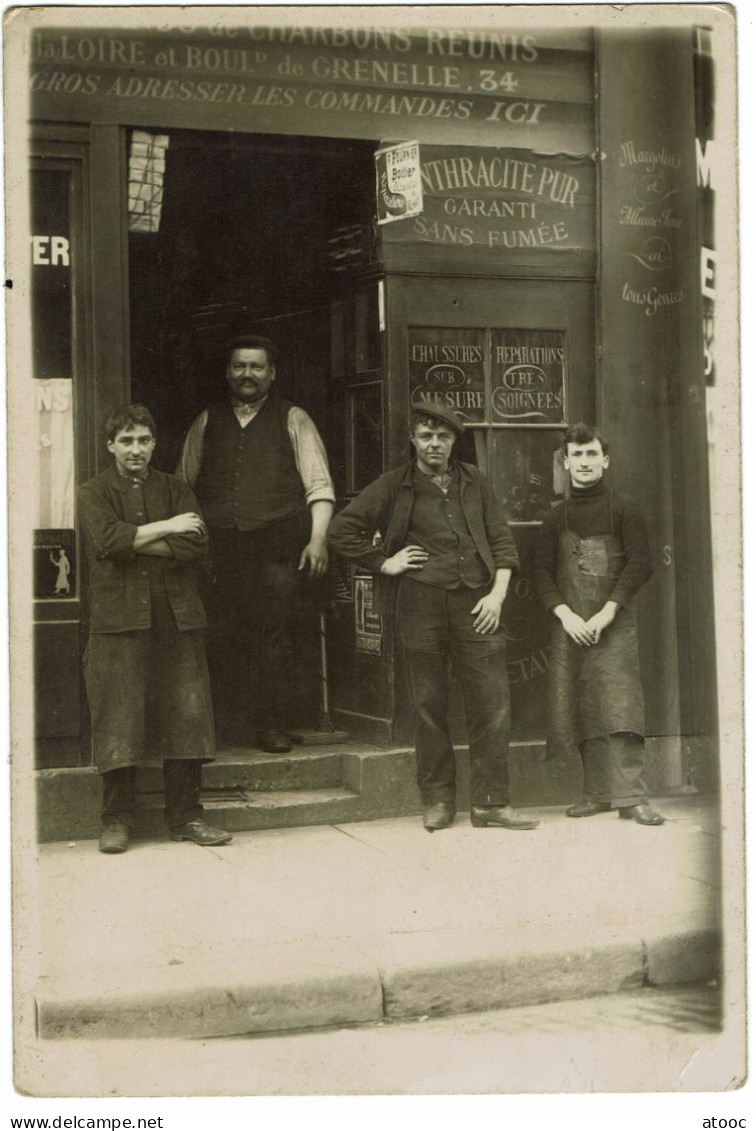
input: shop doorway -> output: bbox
[125,127,601,758]
[127,127,376,736]
[128,127,376,476]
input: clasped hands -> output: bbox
[557,603,617,646]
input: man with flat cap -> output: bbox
[329,403,538,833]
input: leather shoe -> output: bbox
[259,728,292,754]
[170,819,233,846]
[470,805,539,830]
[618,802,666,826]
[99,822,130,854]
[423,801,455,832]
[566,800,612,818]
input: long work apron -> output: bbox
[83,572,216,774]
[547,495,646,761]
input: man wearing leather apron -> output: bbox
[533,422,665,826]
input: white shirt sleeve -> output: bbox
[177,404,335,506]
[175,410,208,486]
[287,406,335,505]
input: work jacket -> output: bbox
[78,466,209,633]
[328,459,519,614]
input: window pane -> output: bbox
[348,382,383,493]
[408,326,486,424]
[488,429,566,523]
[31,169,72,377]
[31,166,76,598]
[490,328,566,426]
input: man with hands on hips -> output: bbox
[329,403,538,833]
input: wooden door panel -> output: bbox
[385,276,595,745]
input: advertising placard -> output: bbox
[354,573,382,655]
[375,141,422,224]
[382,145,595,254]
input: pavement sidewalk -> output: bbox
[24,796,721,1040]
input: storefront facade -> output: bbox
[26,12,718,805]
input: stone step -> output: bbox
[133,786,363,835]
[36,745,411,843]
[136,745,349,795]
[41,740,694,844]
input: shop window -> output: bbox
[32,166,76,599]
[487,430,566,523]
[347,382,383,493]
[408,323,568,522]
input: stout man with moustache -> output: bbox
[178,335,334,753]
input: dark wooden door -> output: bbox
[384,274,596,744]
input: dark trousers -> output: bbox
[101,760,204,830]
[397,580,512,807]
[579,732,648,807]
[205,519,308,735]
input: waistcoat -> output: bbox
[405,469,488,589]
[194,397,304,530]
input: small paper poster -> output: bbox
[375,141,423,225]
[354,574,383,655]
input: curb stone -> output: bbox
[38,927,719,1040]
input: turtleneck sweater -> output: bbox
[532,479,653,611]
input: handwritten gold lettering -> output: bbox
[621,282,685,317]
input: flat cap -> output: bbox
[409,401,465,436]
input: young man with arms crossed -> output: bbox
[79,404,231,853]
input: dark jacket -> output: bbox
[328,459,519,613]
[78,466,209,633]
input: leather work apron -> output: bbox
[547,497,646,761]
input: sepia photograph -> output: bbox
[3,0,747,1117]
